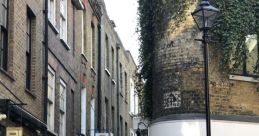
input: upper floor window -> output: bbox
[111,47,115,78]
[105,34,109,69]
[60,0,67,43]
[124,72,128,101]
[48,0,56,25]
[120,63,123,93]
[0,0,8,71]
[81,11,87,55]
[59,79,66,136]
[26,7,35,90]
[91,23,96,69]
[47,66,55,131]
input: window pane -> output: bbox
[60,81,66,111]
[0,29,7,70]
[0,126,5,136]
[1,2,7,28]
[246,34,258,74]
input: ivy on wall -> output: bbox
[137,0,259,119]
[137,0,191,119]
[211,0,259,72]
[137,0,155,119]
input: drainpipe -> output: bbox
[116,44,120,136]
[43,0,49,135]
[97,24,102,133]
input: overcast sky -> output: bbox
[104,0,139,65]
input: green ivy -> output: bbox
[211,0,259,72]
[137,0,259,119]
[137,0,191,119]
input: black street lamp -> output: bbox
[191,1,219,136]
[136,122,148,136]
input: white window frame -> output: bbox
[47,66,55,132]
[48,0,56,25]
[81,88,87,135]
[90,98,95,136]
[60,0,67,43]
[59,79,66,136]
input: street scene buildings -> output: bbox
[0,0,137,136]
[1,0,258,136]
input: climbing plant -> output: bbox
[210,0,259,72]
[137,0,193,119]
[137,0,259,119]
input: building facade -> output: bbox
[0,0,137,136]
[149,1,259,136]
[96,1,137,136]
[0,0,47,135]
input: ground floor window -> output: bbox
[0,126,5,136]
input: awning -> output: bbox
[0,99,47,131]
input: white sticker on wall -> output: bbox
[163,91,181,109]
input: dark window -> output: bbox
[105,34,109,69]
[26,7,34,90]
[91,23,96,69]
[0,125,5,136]
[0,0,8,71]
[125,72,127,101]
[231,35,258,76]
[112,47,114,78]
[105,98,109,131]
[125,122,128,136]
[120,63,122,93]
[111,106,115,133]
[120,116,123,136]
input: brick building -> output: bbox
[95,1,137,136]
[45,0,84,135]
[149,1,259,136]
[0,0,137,136]
[0,0,47,135]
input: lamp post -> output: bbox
[136,122,148,136]
[191,1,219,136]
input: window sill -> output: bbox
[25,89,37,99]
[229,74,259,83]
[81,53,88,62]
[60,39,70,50]
[105,68,111,76]
[112,79,116,84]
[0,68,15,81]
[47,129,58,136]
[48,20,59,34]
[120,92,124,97]
[91,67,96,75]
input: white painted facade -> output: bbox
[149,120,259,136]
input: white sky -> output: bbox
[104,0,139,65]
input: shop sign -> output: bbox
[6,127,23,136]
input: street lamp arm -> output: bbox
[138,122,148,128]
